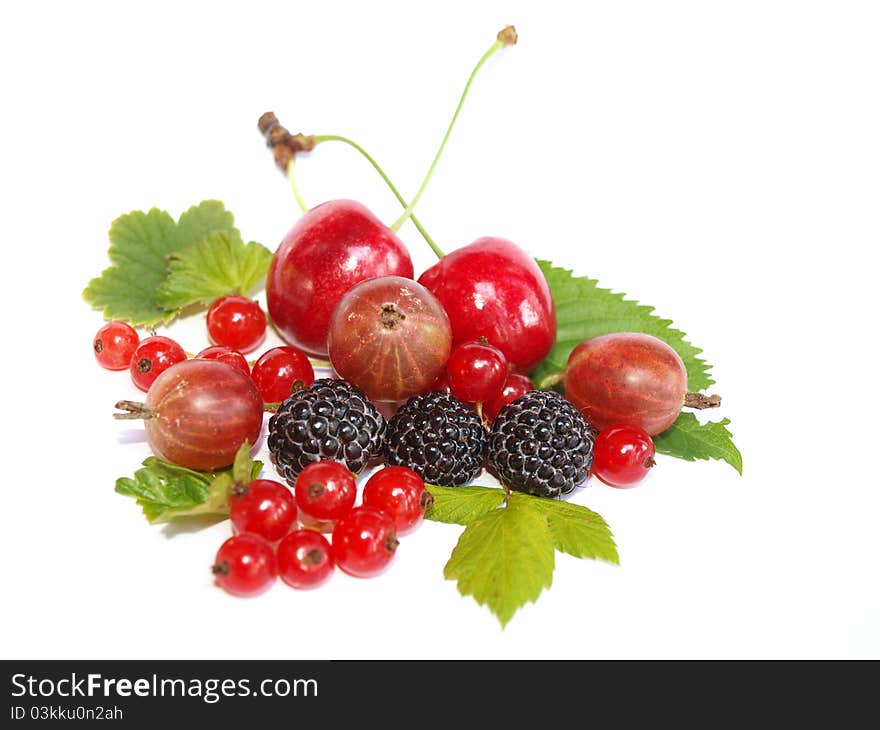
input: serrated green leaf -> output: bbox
[115,452,262,524]
[425,484,506,525]
[525,496,619,564]
[654,413,743,474]
[83,200,241,326]
[156,232,272,310]
[444,497,555,627]
[172,199,238,250]
[533,260,713,392]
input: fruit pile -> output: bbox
[86,26,738,622]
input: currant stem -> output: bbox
[683,392,722,409]
[390,26,517,234]
[113,400,154,420]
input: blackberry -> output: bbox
[487,390,594,498]
[384,392,487,486]
[267,378,386,484]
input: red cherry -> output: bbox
[93,321,139,370]
[196,345,251,376]
[212,534,277,597]
[267,200,414,358]
[331,507,398,578]
[129,336,187,392]
[591,423,656,488]
[250,346,315,403]
[418,237,556,372]
[446,339,508,404]
[362,466,433,534]
[276,530,335,589]
[483,372,535,424]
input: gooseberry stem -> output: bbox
[113,401,154,420]
[683,392,722,409]
[389,26,517,235]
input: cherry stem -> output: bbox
[286,159,309,214]
[683,392,722,409]
[389,26,517,236]
[313,135,445,258]
[113,400,154,420]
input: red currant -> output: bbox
[446,339,508,404]
[229,479,297,542]
[482,372,535,424]
[93,321,139,370]
[129,335,187,392]
[276,530,335,589]
[362,466,433,534]
[591,423,656,488]
[331,507,398,578]
[212,534,277,597]
[206,296,267,353]
[196,345,250,376]
[294,461,356,530]
[251,346,315,404]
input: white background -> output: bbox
[2,0,878,659]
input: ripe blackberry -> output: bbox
[488,390,594,498]
[384,392,487,486]
[267,378,386,484]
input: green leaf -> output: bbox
[533,260,713,392]
[425,484,506,525]
[156,232,272,311]
[526,497,619,564]
[654,413,743,474]
[83,200,242,326]
[115,446,262,524]
[444,496,555,627]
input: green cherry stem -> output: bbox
[313,134,445,258]
[283,132,445,257]
[286,159,309,214]
[536,371,565,390]
[389,25,518,236]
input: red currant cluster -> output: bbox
[94,296,315,402]
[212,463,430,597]
[431,338,536,424]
